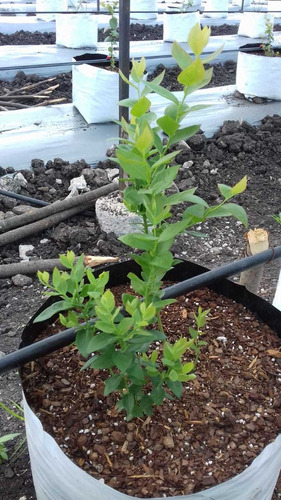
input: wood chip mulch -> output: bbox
[22,285,281,498]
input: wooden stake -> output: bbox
[239,228,269,293]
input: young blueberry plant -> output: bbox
[101,1,119,69]
[261,18,278,57]
[35,24,247,421]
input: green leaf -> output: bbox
[140,395,153,416]
[151,166,179,194]
[188,24,210,56]
[166,379,183,398]
[157,115,179,137]
[169,125,200,147]
[168,191,208,207]
[33,300,73,323]
[144,81,179,104]
[119,97,138,108]
[119,233,157,251]
[182,362,195,374]
[136,125,154,153]
[169,369,179,381]
[221,203,248,227]
[150,386,166,406]
[112,351,134,372]
[122,393,135,415]
[116,149,148,182]
[151,150,179,172]
[131,96,151,117]
[59,252,75,269]
[163,342,174,361]
[0,433,20,444]
[171,41,193,69]
[119,69,137,89]
[202,44,224,64]
[87,332,116,352]
[218,183,232,199]
[178,58,205,87]
[127,363,145,385]
[231,176,247,196]
[158,220,188,243]
[104,374,123,396]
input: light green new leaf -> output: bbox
[136,125,154,153]
[218,183,233,199]
[188,24,210,56]
[178,58,205,87]
[131,96,151,117]
[172,41,193,69]
[202,44,224,64]
[231,176,247,196]
[144,81,179,104]
[157,115,179,137]
[119,69,138,90]
[116,149,148,181]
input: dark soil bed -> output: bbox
[21,284,281,497]
[0,59,236,111]
[0,23,239,46]
[1,115,281,498]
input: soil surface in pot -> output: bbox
[1,115,281,499]
[0,59,236,110]
[0,23,242,46]
[21,283,281,497]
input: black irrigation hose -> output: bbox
[0,246,281,376]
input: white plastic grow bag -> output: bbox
[130,0,157,20]
[72,62,144,124]
[56,14,98,48]
[268,1,281,17]
[163,12,200,42]
[36,0,68,22]
[23,393,281,500]
[236,49,281,100]
[232,0,251,6]
[203,0,228,18]
[238,13,275,38]
[167,0,202,12]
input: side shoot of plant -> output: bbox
[35,24,248,421]
[101,1,119,69]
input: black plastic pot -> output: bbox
[73,53,120,68]
[21,259,281,348]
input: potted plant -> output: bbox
[36,0,68,22]
[203,0,228,19]
[130,0,158,20]
[72,1,147,124]
[56,0,98,49]
[163,1,201,42]
[236,18,281,100]
[268,0,281,18]
[238,12,274,38]
[20,24,281,499]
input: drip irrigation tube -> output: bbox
[0,246,281,376]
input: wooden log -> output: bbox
[239,228,269,294]
[0,183,117,234]
[0,256,119,279]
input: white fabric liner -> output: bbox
[56,14,98,48]
[163,12,200,42]
[238,13,275,38]
[204,0,228,18]
[130,0,157,20]
[36,0,68,22]
[23,391,281,500]
[268,1,281,18]
[72,62,145,124]
[236,49,281,100]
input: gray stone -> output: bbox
[19,244,34,261]
[96,192,142,237]
[82,168,95,183]
[106,168,119,182]
[0,176,21,194]
[182,161,194,169]
[11,274,33,286]
[93,168,109,187]
[106,144,117,157]
[14,172,28,188]
[174,140,191,152]
[68,175,87,192]
[2,197,17,210]
[0,211,4,220]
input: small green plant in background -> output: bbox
[68,0,87,10]
[101,1,119,69]
[261,18,278,57]
[272,212,281,224]
[0,401,25,464]
[35,24,248,421]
